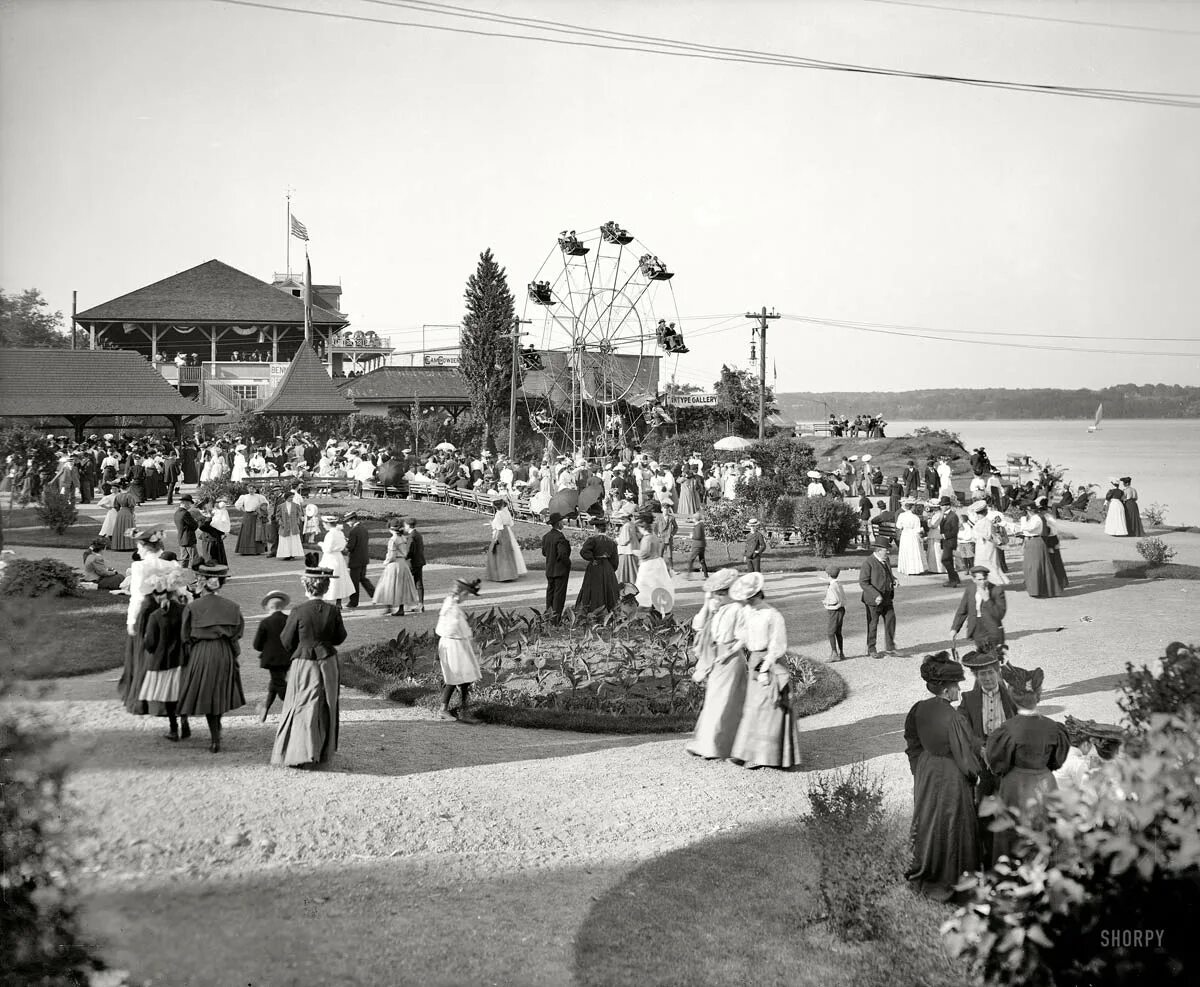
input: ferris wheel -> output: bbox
[520,221,687,458]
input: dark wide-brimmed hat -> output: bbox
[548,512,563,526]
[1001,663,1045,704]
[454,577,482,596]
[939,496,954,506]
[304,565,334,578]
[961,649,1003,670]
[873,538,891,550]
[1064,715,1125,749]
[197,563,229,578]
[261,591,291,609]
[920,651,965,685]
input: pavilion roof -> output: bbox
[75,259,348,326]
[338,366,471,405]
[256,340,358,416]
[0,348,222,418]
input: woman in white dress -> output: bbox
[616,515,641,584]
[485,497,527,582]
[896,499,927,575]
[970,502,1010,586]
[97,488,119,542]
[318,515,355,605]
[435,577,483,721]
[1103,479,1128,536]
[925,501,947,574]
[373,519,421,616]
[634,515,674,610]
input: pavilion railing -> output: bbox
[202,380,264,413]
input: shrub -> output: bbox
[0,557,80,598]
[704,500,752,560]
[734,473,786,522]
[1135,536,1177,566]
[194,478,249,505]
[804,761,907,941]
[772,494,800,531]
[750,435,817,495]
[1,678,105,984]
[943,711,1200,986]
[1141,502,1168,527]
[1119,641,1200,730]
[793,496,861,556]
[34,485,78,534]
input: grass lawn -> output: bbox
[2,504,97,550]
[574,822,965,987]
[0,593,128,679]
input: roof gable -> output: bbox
[75,259,347,326]
[338,366,471,403]
[257,340,358,416]
[0,349,222,417]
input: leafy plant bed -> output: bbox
[340,607,847,734]
[1112,560,1200,580]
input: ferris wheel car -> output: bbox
[528,281,554,305]
[638,253,673,281]
[558,230,590,256]
[601,220,634,245]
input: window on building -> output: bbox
[230,384,259,400]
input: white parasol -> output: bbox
[435,442,456,452]
[713,436,753,451]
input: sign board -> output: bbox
[423,352,461,368]
[268,363,287,387]
[667,392,718,407]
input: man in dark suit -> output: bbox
[951,565,1007,652]
[902,460,920,497]
[858,538,898,659]
[957,649,1017,861]
[174,493,200,570]
[403,517,425,612]
[541,512,571,621]
[923,459,939,499]
[343,514,375,608]
[939,497,961,587]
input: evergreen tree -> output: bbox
[458,249,515,451]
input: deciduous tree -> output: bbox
[0,289,68,348]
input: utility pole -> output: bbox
[507,316,532,460]
[745,306,780,440]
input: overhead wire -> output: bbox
[783,313,1200,343]
[211,0,1200,108]
[861,0,1200,37]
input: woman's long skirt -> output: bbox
[99,509,118,540]
[118,632,150,715]
[975,541,1010,585]
[1022,538,1063,598]
[636,557,674,609]
[1124,499,1145,537]
[729,661,801,770]
[276,532,304,559]
[486,530,522,582]
[372,561,420,609]
[906,752,980,900]
[991,767,1057,865]
[235,510,264,555]
[320,553,355,602]
[677,483,702,521]
[200,532,228,566]
[898,529,927,575]
[926,534,947,574]
[272,656,340,766]
[1104,500,1128,536]
[176,640,245,716]
[686,655,748,759]
[616,553,639,585]
[576,561,620,613]
[110,507,136,551]
[139,667,182,714]
[439,638,481,686]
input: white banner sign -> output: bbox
[269,363,287,386]
[423,352,461,367]
[668,392,718,407]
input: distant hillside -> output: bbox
[777,385,1200,422]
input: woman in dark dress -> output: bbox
[271,567,348,768]
[1120,477,1145,537]
[576,518,620,613]
[904,652,981,900]
[140,573,191,741]
[986,664,1071,866]
[110,483,139,552]
[1017,500,1068,598]
[177,564,245,753]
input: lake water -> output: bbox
[885,419,1200,526]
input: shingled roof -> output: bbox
[0,348,221,417]
[338,366,471,404]
[75,259,348,326]
[257,340,357,416]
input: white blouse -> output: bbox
[737,604,787,662]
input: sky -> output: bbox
[2,0,1199,397]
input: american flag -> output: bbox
[289,213,309,241]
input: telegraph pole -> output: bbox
[745,306,780,440]
[507,316,532,460]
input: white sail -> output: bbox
[1088,402,1103,432]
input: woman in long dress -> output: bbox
[925,502,947,575]
[1103,479,1128,536]
[686,569,747,760]
[677,472,703,522]
[1018,502,1066,598]
[230,444,249,482]
[233,485,268,555]
[373,520,420,616]
[97,488,119,544]
[1120,477,1145,536]
[139,571,191,741]
[272,568,349,767]
[616,515,641,584]
[434,577,483,722]
[896,500,927,575]
[485,498,526,582]
[904,652,980,901]
[110,482,139,552]
[177,564,245,753]
[634,516,673,610]
[576,518,620,613]
[986,665,1070,865]
[318,515,355,605]
[969,502,1010,586]
[118,529,179,714]
[275,490,305,560]
[728,572,801,770]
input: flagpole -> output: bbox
[285,188,292,281]
[304,246,313,344]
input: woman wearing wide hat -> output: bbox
[118,527,180,715]
[139,569,192,741]
[272,567,348,767]
[686,568,747,760]
[317,514,355,605]
[434,577,483,721]
[634,512,673,610]
[576,517,620,614]
[985,664,1070,866]
[1017,499,1067,598]
[177,563,246,753]
[485,494,526,583]
[373,519,420,616]
[1103,478,1128,536]
[904,652,981,900]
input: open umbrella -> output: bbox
[713,436,753,451]
[435,442,456,452]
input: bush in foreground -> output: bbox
[1120,641,1200,731]
[793,496,861,556]
[1135,536,1177,566]
[0,557,80,598]
[34,486,78,535]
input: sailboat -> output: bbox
[1087,403,1103,433]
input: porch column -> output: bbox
[326,330,333,373]
[150,324,158,362]
[271,327,279,363]
[90,323,96,350]
[209,325,217,373]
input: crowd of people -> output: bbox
[825,413,888,437]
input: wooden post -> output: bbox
[209,325,217,372]
[89,323,96,350]
[271,327,279,363]
[151,324,158,363]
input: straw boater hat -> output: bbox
[304,565,334,578]
[920,652,965,685]
[261,590,291,609]
[197,563,229,578]
[971,501,988,514]
[747,518,760,527]
[321,514,343,525]
[454,577,482,596]
[806,470,822,479]
[704,568,739,593]
[861,454,872,462]
[728,571,765,602]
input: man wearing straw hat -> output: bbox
[743,518,767,573]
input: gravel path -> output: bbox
[10,500,1199,986]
